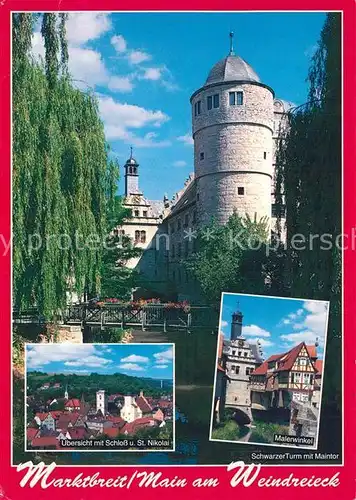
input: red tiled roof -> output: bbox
[136,396,152,414]
[153,409,164,421]
[122,417,156,435]
[314,359,323,374]
[217,333,225,373]
[31,436,59,448]
[107,416,125,424]
[274,343,305,372]
[65,399,81,408]
[251,360,269,376]
[35,412,50,421]
[104,427,120,438]
[49,411,62,419]
[306,345,317,359]
[157,400,171,409]
[251,343,317,376]
[68,427,88,439]
[27,427,39,441]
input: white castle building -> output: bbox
[119,34,292,301]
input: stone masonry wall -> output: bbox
[192,82,274,226]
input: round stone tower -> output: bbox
[190,34,275,226]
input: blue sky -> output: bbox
[26,343,174,380]
[220,293,329,360]
[31,12,326,200]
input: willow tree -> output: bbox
[275,13,341,409]
[13,14,117,317]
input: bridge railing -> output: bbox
[65,303,218,331]
[13,303,219,331]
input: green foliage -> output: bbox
[12,14,117,317]
[27,371,172,401]
[93,327,125,343]
[274,13,341,409]
[186,213,269,302]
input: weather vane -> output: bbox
[229,31,235,56]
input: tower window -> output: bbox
[184,214,189,227]
[194,100,201,116]
[140,231,146,243]
[229,91,243,105]
[200,152,204,160]
[246,367,253,375]
[238,187,244,195]
[264,152,267,159]
[134,210,139,217]
[207,96,212,110]
[177,219,181,230]
[213,94,219,108]
[143,210,148,217]
[135,230,140,242]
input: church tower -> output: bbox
[64,385,68,401]
[96,390,108,416]
[124,147,141,196]
[190,32,274,226]
[224,307,260,424]
[231,310,243,341]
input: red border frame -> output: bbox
[1,2,355,498]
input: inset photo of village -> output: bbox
[210,293,329,449]
[25,343,174,452]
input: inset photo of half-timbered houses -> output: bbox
[210,293,329,449]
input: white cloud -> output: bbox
[280,300,328,347]
[66,13,112,46]
[68,46,109,87]
[173,160,187,168]
[26,345,110,369]
[221,320,228,328]
[111,34,127,54]
[99,95,170,148]
[153,348,173,365]
[108,75,135,93]
[118,363,144,371]
[141,67,163,81]
[154,365,168,369]
[177,134,193,146]
[120,354,149,363]
[242,324,271,338]
[280,331,324,346]
[128,50,151,65]
[99,96,169,129]
[64,356,112,368]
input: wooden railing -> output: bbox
[13,303,219,332]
